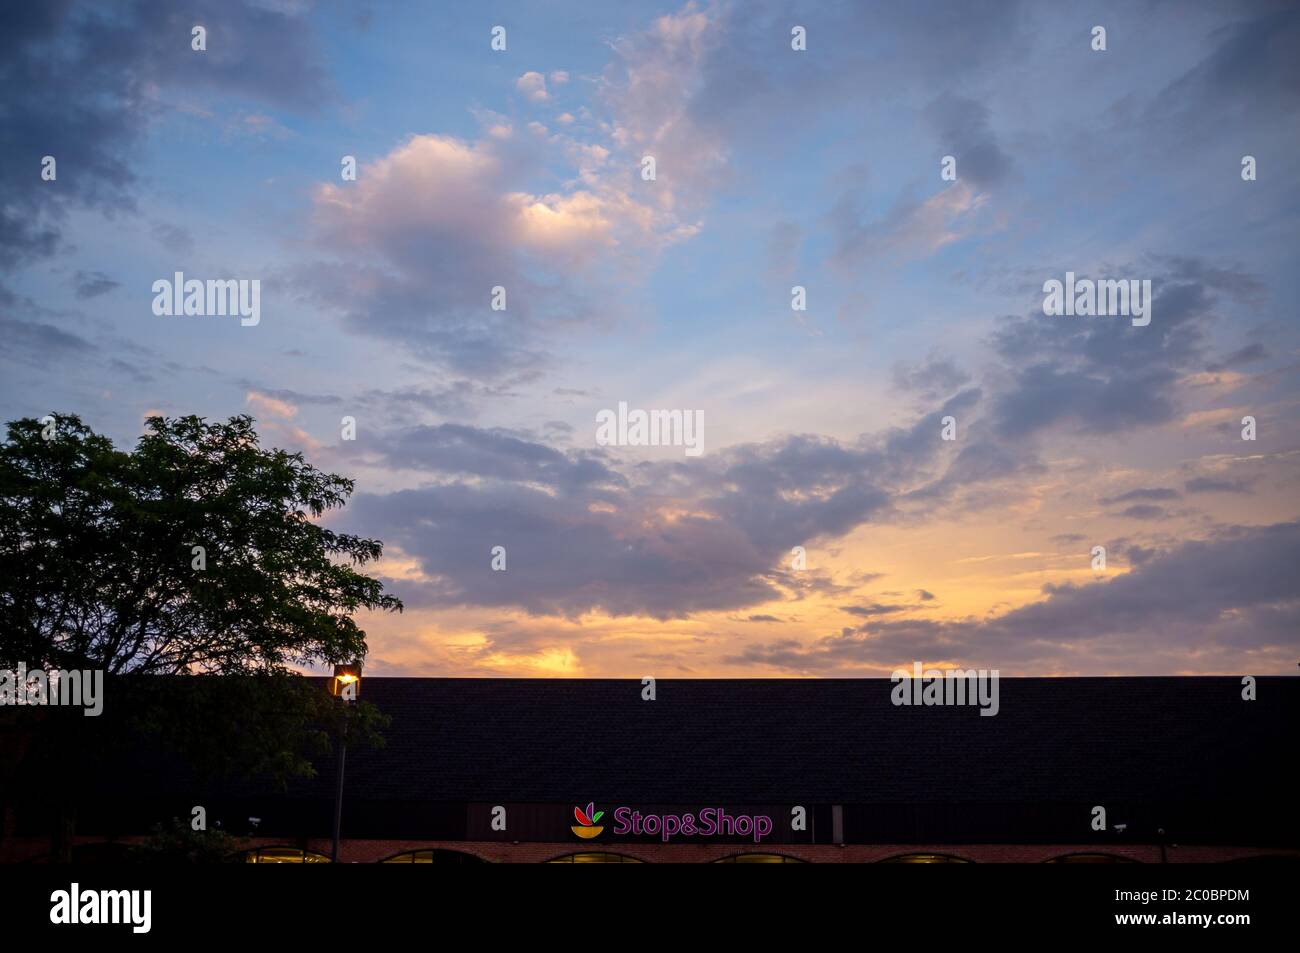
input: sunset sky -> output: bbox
[3,0,1298,677]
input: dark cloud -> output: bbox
[1185,475,1255,495]
[924,92,1015,190]
[936,434,1035,488]
[1099,487,1181,504]
[1206,343,1269,373]
[353,423,627,495]
[989,258,1260,438]
[915,589,936,601]
[1117,504,1169,521]
[151,222,195,255]
[1150,5,1300,135]
[891,354,971,400]
[1051,533,1087,544]
[0,312,93,366]
[730,521,1300,673]
[685,0,1026,143]
[352,382,525,423]
[340,396,1028,619]
[285,258,550,381]
[72,270,120,299]
[841,604,908,618]
[0,0,330,271]
[107,356,154,384]
[347,479,784,619]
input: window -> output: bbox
[878,853,971,863]
[381,849,488,864]
[241,847,331,863]
[713,853,806,863]
[547,852,644,863]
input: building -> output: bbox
[2,676,1297,863]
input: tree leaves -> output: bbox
[0,413,402,856]
[0,413,402,675]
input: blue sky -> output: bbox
[3,0,1299,676]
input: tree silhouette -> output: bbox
[0,413,402,860]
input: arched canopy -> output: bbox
[546,852,645,863]
[238,847,331,863]
[380,849,489,864]
[878,853,972,863]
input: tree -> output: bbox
[126,817,246,864]
[0,413,402,859]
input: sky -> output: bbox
[3,0,1299,678]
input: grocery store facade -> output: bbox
[3,677,1297,863]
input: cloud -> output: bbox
[1149,5,1300,138]
[352,423,627,494]
[1117,503,1169,521]
[1185,475,1255,495]
[72,270,120,300]
[892,354,972,401]
[830,180,990,268]
[660,0,1027,168]
[245,390,297,420]
[303,129,686,378]
[237,383,342,407]
[600,2,730,207]
[339,390,1033,619]
[1052,533,1086,544]
[151,222,195,254]
[1207,343,1269,373]
[729,521,1300,674]
[0,0,330,271]
[1099,487,1181,504]
[0,311,93,366]
[840,603,908,618]
[924,92,1015,190]
[989,258,1262,439]
[351,382,516,423]
[516,71,549,102]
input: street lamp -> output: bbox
[329,662,362,701]
[329,662,361,863]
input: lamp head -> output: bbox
[329,662,362,700]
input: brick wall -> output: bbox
[4,827,1294,864]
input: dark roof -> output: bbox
[40,675,1296,845]
[324,676,1293,805]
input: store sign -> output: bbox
[467,802,807,843]
[579,804,774,843]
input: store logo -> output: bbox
[614,807,774,843]
[570,803,776,842]
[572,802,605,839]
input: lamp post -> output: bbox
[328,662,361,863]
